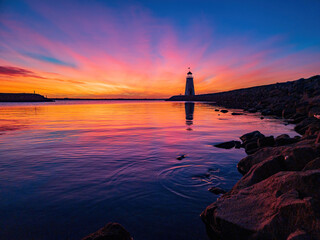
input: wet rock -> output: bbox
[220,110,228,113]
[82,223,132,240]
[201,170,320,240]
[240,131,265,144]
[257,136,275,148]
[208,187,227,195]
[214,141,241,149]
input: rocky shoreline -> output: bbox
[200,75,320,239]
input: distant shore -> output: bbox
[0,93,53,102]
[53,98,165,101]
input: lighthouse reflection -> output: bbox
[185,102,194,130]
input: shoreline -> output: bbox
[198,75,320,239]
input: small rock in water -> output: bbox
[215,109,219,111]
[220,110,228,113]
[208,187,227,195]
[214,140,241,149]
[176,154,186,160]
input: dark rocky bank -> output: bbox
[0,93,53,102]
[200,75,320,240]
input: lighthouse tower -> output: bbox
[185,68,195,96]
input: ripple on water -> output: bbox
[158,164,224,200]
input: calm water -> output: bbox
[0,100,297,240]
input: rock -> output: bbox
[287,229,311,240]
[233,155,286,190]
[234,141,242,149]
[208,187,227,195]
[261,109,272,116]
[215,109,219,111]
[275,134,298,146]
[220,110,228,113]
[237,138,317,175]
[316,132,320,144]
[294,117,319,135]
[245,141,259,155]
[302,157,320,171]
[82,223,132,240]
[201,170,320,240]
[240,131,265,144]
[214,141,241,149]
[176,154,186,160]
[284,147,318,170]
[257,136,275,148]
[282,108,296,119]
[308,106,320,118]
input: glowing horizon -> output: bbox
[1,0,320,98]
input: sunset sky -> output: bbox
[0,0,320,98]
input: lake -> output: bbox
[0,100,297,240]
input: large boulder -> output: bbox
[82,223,132,240]
[201,170,320,240]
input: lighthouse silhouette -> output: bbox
[185,67,195,96]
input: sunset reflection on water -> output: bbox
[0,100,297,240]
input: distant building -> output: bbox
[185,69,195,96]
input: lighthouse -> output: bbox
[185,68,195,96]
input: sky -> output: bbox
[0,0,320,98]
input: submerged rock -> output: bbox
[214,141,241,149]
[82,223,132,240]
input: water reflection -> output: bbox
[185,102,194,130]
